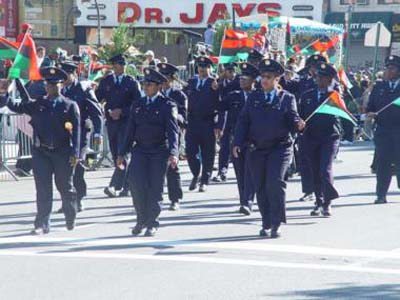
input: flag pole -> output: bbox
[304,96,331,123]
[376,98,400,115]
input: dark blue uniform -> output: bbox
[62,80,102,207]
[96,73,141,193]
[299,89,340,211]
[120,92,179,231]
[185,75,220,187]
[234,88,300,231]
[218,89,255,207]
[7,92,80,233]
[367,80,400,201]
[163,87,187,203]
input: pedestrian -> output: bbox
[298,62,341,217]
[158,62,188,211]
[233,59,305,238]
[204,24,216,48]
[57,61,103,212]
[185,56,220,192]
[117,68,179,237]
[3,68,81,234]
[367,55,400,204]
[96,54,142,198]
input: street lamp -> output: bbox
[344,3,354,72]
[65,6,81,43]
[81,0,102,47]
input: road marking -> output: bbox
[0,249,399,275]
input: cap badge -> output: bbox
[50,68,56,74]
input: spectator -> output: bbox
[143,50,156,70]
[37,46,45,67]
[16,23,32,43]
[41,49,59,68]
[204,24,216,48]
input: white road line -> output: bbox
[0,250,399,276]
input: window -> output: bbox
[378,0,400,3]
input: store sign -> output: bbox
[0,0,18,38]
[76,0,323,28]
[391,14,400,43]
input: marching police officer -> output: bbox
[185,56,220,192]
[96,54,141,198]
[218,62,259,215]
[117,68,179,237]
[299,62,340,217]
[5,67,81,234]
[233,59,305,238]
[58,61,103,212]
[367,55,400,204]
[158,62,188,211]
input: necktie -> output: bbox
[265,93,271,104]
[244,92,248,102]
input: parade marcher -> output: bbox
[57,61,103,212]
[233,59,305,238]
[158,62,188,211]
[299,62,341,217]
[213,62,241,183]
[96,54,142,198]
[117,68,179,237]
[219,62,259,215]
[185,56,220,192]
[367,55,400,204]
[3,68,81,234]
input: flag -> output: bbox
[0,37,18,60]
[315,91,357,125]
[219,29,255,64]
[8,34,42,81]
[338,69,354,90]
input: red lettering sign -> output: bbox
[118,2,141,23]
[180,3,204,24]
[257,3,281,16]
[232,3,257,17]
[207,3,229,24]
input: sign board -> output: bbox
[0,0,18,38]
[75,0,324,28]
[364,22,391,47]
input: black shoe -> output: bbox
[212,175,222,182]
[271,226,281,239]
[56,207,63,214]
[322,205,332,217]
[104,187,117,198]
[119,189,129,197]
[66,220,75,231]
[144,227,157,237]
[131,224,144,236]
[189,177,198,191]
[199,184,207,192]
[299,193,314,202]
[239,206,251,216]
[30,226,49,235]
[310,205,322,216]
[169,202,179,211]
[374,197,387,204]
[220,174,227,182]
[77,203,84,213]
[259,228,271,237]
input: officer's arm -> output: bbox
[69,102,81,158]
[366,85,378,113]
[285,94,301,131]
[95,77,106,103]
[122,79,141,118]
[216,93,230,131]
[166,103,180,158]
[84,87,103,136]
[232,102,250,148]
[7,96,36,115]
[297,94,307,119]
[119,105,137,156]
[177,91,188,128]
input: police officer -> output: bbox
[185,56,220,192]
[213,62,241,182]
[158,62,188,211]
[117,68,179,237]
[58,61,103,212]
[233,59,305,238]
[96,54,141,198]
[299,62,341,217]
[5,68,81,234]
[367,55,400,204]
[219,62,259,215]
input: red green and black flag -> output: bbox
[219,29,255,64]
[314,91,357,125]
[8,34,42,81]
[0,37,18,60]
[338,68,354,90]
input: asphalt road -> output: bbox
[0,141,400,300]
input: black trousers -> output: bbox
[107,121,128,190]
[298,134,314,194]
[127,146,169,228]
[32,147,77,229]
[232,147,255,207]
[217,127,232,176]
[167,165,183,202]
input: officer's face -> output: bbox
[113,63,125,76]
[260,72,279,91]
[239,75,253,90]
[143,81,160,97]
[309,65,318,77]
[65,72,75,84]
[225,69,235,80]
[197,65,210,77]
[316,74,333,89]
[384,65,400,81]
[46,82,62,97]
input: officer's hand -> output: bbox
[110,108,122,120]
[169,155,178,169]
[70,156,79,167]
[211,80,219,91]
[116,156,125,170]
[232,146,241,159]
[0,79,9,95]
[367,112,377,120]
[296,119,306,132]
[93,136,102,145]
[214,129,223,140]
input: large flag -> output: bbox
[288,36,339,57]
[219,29,255,64]
[315,91,357,125]
[338,68,354,90]
[0,37,18,60]
[8,34,42,81]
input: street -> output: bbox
[0,141,400,300]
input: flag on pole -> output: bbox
[338,68,354,90]
[8,34,42,81]
[0,37,18,60]
[314,91,357,125]
[219,29,255,64]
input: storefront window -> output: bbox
[378,0,400,3]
